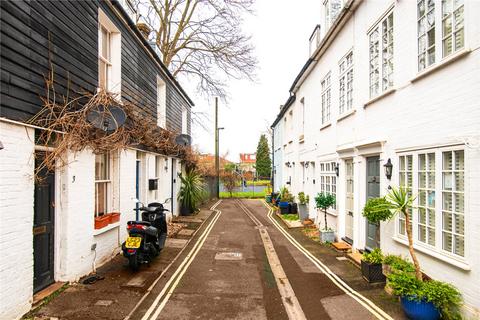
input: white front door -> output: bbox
[345,159,354,242]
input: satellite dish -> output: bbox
[175,134,192,146]
[86,104,127,133]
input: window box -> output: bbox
[109,212,121,224]
[94,215,110,229]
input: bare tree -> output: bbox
[129,0,258,99]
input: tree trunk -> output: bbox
[324,208,328,231]
[404,209,423,281]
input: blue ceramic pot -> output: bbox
[400,297,440,320]
[278,201,289,208]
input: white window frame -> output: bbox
[157,76,167,128]
[396,146,466,261]
[319,161,337,211]
[95,153,112,217]
[339,50,353,115]
[441,0,464,58]
[368,10,394,98]
[321,73,331,125]
[98,9,121,95]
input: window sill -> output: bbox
[337,109,356,122]
[363,88,396,108]
[392,236,471,271]
[94,222,120,236]
[410,48,471,83]
[320,122,332,131]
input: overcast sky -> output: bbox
[185,0,321,162]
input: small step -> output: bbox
[332,241,352,252]
[32,282,66,306]
[347,251,363,268]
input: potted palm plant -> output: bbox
[314,192,336,243]
[297,192,309,221]
[178,170,205,215]
[361,248,386,283]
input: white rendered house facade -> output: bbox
[271,0,480,317]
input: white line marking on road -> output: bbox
[141,200,223,320]
[260,200,394,320]
[236,200,307,320]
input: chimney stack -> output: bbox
[136,22,151,39]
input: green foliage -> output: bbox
[314,192,336,230]
[421,280,462,320]
[282,214,299,221]
[362,248,383,265]
[388,273,462,319]
[224,163,237,172]
[383,255,416,273]
[314,192,336,210]
[280,187,294,202]
[255,134,272,178]
[388,272,423,298]
[298,192,309,205]
[362,197,393,223]
[219,190,266,199]
[178,170,206,212]
[385,186,417,217]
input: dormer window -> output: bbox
[324,0,343,30]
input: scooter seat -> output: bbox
[145,226,158,236]
[127,220,151,226]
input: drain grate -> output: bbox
[214,252,243,261]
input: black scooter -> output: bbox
[122,199,170,270]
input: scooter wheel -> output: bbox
[128,254,139,271]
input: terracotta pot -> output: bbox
[109,212,121,224]
[94,215,110,229]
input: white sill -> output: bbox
[411,48,471,83]
[320,122,332,131]
[337,109,356,122]
[94,222,120,236]
[392,236,471,271]
[363,88,396,108]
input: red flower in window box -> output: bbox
[94,215,110,229]
[109,212,121,224]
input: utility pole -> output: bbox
[214,97,219,198]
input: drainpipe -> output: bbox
[271,126,275,192]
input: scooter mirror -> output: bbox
[164,198,171,204]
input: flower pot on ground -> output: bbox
[297,192,310,221]
[279,201,289,214]
[361,248,386,283]
[289,202,298,214]
[109,212,121,224]
[94,215,110,229]
[178,170,205,216]
[314,192,336,238]
[319,229,335,243]
[401,297,440,320]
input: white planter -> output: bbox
[319,230,336,243]
[298,204,309,221]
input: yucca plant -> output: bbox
[178,170,205,214]
[383,186,422,280]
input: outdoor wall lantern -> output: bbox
[304,162,309,168]
[335,163,340,177]
[384,158,393,180]
[285,161,291,167]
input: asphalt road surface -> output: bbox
[128,199,395,320]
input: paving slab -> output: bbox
[165,238,189,248]
[177,229,195,236]
[124,272,156,288]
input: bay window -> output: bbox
[397,148,465,259]
[321,73,331,125]
[369,11,394,98]
[319,161,336,210]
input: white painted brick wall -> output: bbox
[274,1,480,316]
[0,122,35,320]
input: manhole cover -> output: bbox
[215,252,243,261]
[94,300,113,306]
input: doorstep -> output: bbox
[347,251,363,268]
[332,241,352,253]
[32,282,67,307]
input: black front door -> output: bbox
[365,156,380,250]
[33,152,55,293]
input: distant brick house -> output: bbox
[239,153,256,178]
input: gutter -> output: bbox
[109,0,195,107]
[271,93,296,128]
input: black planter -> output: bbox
[289,202,298,214]
[280,206,289,214]
[180,204,193,216]
[361,260,386,283]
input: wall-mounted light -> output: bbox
[304,162,309,168]
[335,163,340,177]
[384,158,393,180]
